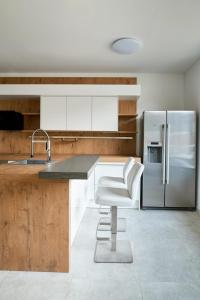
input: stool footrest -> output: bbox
[97,217,126,232]
[96,237,110,241]
[96,224,110,240]
[98,206,111,215]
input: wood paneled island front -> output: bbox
[0,155,99,273]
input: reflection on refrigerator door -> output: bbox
[164,111,196,208]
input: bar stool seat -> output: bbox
[98,176,125,189]
[96,187,132,207]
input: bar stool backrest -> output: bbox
[127,162,144,200]
[123,157,135,184]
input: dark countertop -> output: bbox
[38,155,99,180]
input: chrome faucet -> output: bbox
[31,129,51,161]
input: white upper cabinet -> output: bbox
[92,97,118,131]
[66,97,91,131]
[40,96,67,130]
[40,96,119,131]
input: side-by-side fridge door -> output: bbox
[165,111,196,208]
[142,111,166,207]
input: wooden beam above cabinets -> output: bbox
[0,77,137,85]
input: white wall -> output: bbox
[137,73,184,116]
[185,59,200,210]
[136,73,185,154]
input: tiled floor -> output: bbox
[1,209,200,300]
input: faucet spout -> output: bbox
[46,139,51,161]
[31,129,51,162]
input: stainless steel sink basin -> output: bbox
[0,159,55,165]
[0,160,9,164]
[10,159,55,165]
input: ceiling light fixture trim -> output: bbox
[111,37,143,55]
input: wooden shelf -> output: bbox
[22,112,40,116]
[118,100,137,132]
[20,130,37,132]
[118,114,138,117]
[21,130,137,133]
[28,136,134,140]
[21,130,137,135]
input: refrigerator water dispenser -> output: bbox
[147,142,162,163]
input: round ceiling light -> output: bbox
[111,37,143,55]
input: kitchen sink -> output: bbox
[0,159,55,165]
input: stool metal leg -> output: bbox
[111,206,117,251]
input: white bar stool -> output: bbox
[94,162,144,263]
[97,157,135,233]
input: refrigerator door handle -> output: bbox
[162,124,166,184]
[166,123,170,184]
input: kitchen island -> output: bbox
[0,155,99,273]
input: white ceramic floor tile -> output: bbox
[1,208,200,300]
[141,282,200,300]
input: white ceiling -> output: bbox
[0,0,200,74]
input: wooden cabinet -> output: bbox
[118,99,137,132]
[66,96,91,130]
[92,97,118,131]
[40,96,67,130]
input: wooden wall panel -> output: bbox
[118,117,137,132]
[0,131,136,156]
[23,115,40,130]
[0,77,137,85]
[119,99,137,115]
[0,98,40,113]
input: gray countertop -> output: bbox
[39,155,99,180]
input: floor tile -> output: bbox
[0,271,71,300]
[1,208,200,300]
[67,279,142,300]
[141,282,200,300]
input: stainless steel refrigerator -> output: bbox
[142,111,197,209]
